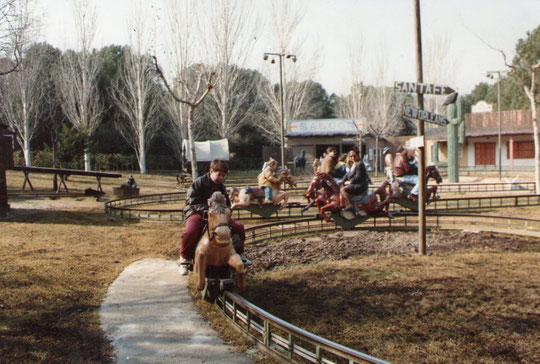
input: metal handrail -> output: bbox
[217,212,540,363]
[218,291,390,364]
[104,192,540,223]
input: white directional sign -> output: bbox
[394,81,455,95]
[407,136,425,148]
[402,105,449,126]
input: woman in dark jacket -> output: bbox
[339,150,369,209]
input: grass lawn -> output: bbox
[1,169,539,363]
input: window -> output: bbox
[507,141,534,159]
[475,142,495,165]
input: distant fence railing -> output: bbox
[104,192,540,223]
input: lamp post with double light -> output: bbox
[487,70,508,180]
[264,52,297,169]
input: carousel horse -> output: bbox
[303,172,392,222]
[194,191,245,292]
[230,168,296,210]
[389,165,442,203]
[303,172,341,222]
[294,150,306,174]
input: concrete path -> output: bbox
[100,258,253,363]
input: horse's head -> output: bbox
[279,169,297,188]
[207,191,231,242]
[305,175,320,200]
[426,165,443,184]
[305,172,337,199]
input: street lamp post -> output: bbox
[264,52,297,169]
[487,70,507,180]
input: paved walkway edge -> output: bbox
[99,258,252,363]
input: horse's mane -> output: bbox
[312,172,338,189]
[208,191,229,215]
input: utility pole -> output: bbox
[264,52,297,169]
[414,0,426,255]
[487,71,507,180]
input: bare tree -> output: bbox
[256,0,321,143]
[56,0,102,171]
[0,44,44,166]
[199,0,260,139]
[423,35,458,121]
[112,6,161,174]
[0,0,33,75]
[334,39,372,154]
[161,0,198,173]
[366,50,406,173]
[497,27,540,193]
[0,0,41,166]
[474,26,540,193]
[367,86,405,173]
[153,56,215,179]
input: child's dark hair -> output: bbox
[210,159,229,173]
[326,146,338,154]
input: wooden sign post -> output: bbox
[395,79,454,255]
[0,135,14,218]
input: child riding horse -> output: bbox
[304,172,392,222]
[389,165,442,202]
[179,159,249,276]
[194,191,245,292]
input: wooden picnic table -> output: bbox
[10,166,122,193]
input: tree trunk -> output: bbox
[23,101,31,167]
[139,115,147,174]
[532,107,539,194]
[23,136,31,167]
[84,144,91,171]
[375,135,379,176]
[187,108,198,179]
[52,141,58,191]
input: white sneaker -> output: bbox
[178,258,190,276]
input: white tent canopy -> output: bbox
[182,138,229,162]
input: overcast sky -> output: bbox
[35,0,539,96]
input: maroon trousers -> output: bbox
[180,213,245,260]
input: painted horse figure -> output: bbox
[230,169,296,210]
[389,165,442,204]
[294,150,306,174]
[194,191,245,293]
[303,172,392,223]
[303,172,341,222]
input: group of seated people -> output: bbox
[178,149,420,275]
[315,145,420,210]
[315,147,371,211]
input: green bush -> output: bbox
[92,153,137,171]
[32,150,53,167]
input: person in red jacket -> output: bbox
[392,146,419,200]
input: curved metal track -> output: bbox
[213,212,540,363]
[104,190,540,222]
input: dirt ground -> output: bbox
[242,230,540,364]
[246,229,540,273]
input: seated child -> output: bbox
[179,159,250,276]
[257,158,279,203]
